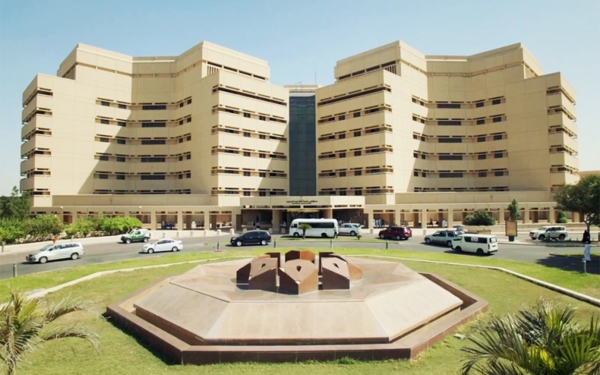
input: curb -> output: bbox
[18,253,600,309]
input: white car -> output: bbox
[26,242,84,264]
[142,238,183,254]
[529,226,569,241]
[338,223,361,236]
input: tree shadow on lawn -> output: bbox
[535,253,600,274]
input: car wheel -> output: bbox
[143,238,149,243]
[350,231,356,236]
[172,247,178,252]
[476,249,484,255]
[293,232,300,238]
[446,240,452,247]
[321,233,328,238]
[126,239,131,244]
[39,257,48,264]
[425,238,431,244]
[236,241,242,247]
[394,235,400,240]
[558,234,566,241]
[71,253,79,260]
[261,240,266,246]
[538,235,545,241]
[148,249,154,254]
[379,234,385,239]
[454,246,462,252]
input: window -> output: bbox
[259,134,266,139]
[243,171,251,176]
[186,117,191,123]
[99,155,109,161]
[259,172,266,177]
[478,172,487,177]
[259,116,266,121]
[186,154,191,160]
[475,101,484,108]
[413,153,418,158]
[186,173,191,178]
[339,171,346,177]
[243,132,251,137]
[478,154,487,160]
[421,154,426,159]
[116,175,126,180]
[354,170,362,176]
[179,120,184,125]
[438,137,462,143]
[117,139,126,145]
[339,190,347,196]
[476,119,485,125]
[141,140,166,145]
[354,131,361,137]
[142,122,166,128]
[495,171,504,177]
[494,153,503,159]
[493,116,502,123]
[259,191,266,197]
[244,113,251,118]
[141,157,166,163]
[437,103,461,109]
[99,137,109,143]
[354,150,362,157]
[493,134,503,140]
[243,151,251,157]
[100,119,109,124]
[422,172,427,177]
[141,174,165,180]
[243,191,251,196]
[492,99,501,105]
[438,120,462,126]
[439,155,463,160]
[338,133,346,139]
[339,152,346,158]
[414,171,419,177]
[179,102,184,108]
[259,153,266,159]
[355,189,362,196]
[477,137,486,142]
[339,115,345,121]
[353,112,361,118]
[142,105,167,110]
[101,101,110,106]
[187,98,192,105]
[98,174,108,179]
[117,157,126,162]
[439,173,463,178]
[117,121,126,127]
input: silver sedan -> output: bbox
[424,231,457,247]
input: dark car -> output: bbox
[230,230,272,246]
[378,226,412,240]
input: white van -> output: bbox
[26,242,85,264]
[289,219,338,238]
[451,234,498,255]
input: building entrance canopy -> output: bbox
[240,196,365,209]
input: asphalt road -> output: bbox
[0,234,597,279]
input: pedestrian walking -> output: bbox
[583,229,591,262]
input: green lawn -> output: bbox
[5,251,599,375]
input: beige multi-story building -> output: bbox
[19,41,585,231]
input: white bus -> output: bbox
[289,219,338,238]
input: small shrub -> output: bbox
[464,210,496,226]
[356,233,362,240]
[24,215,63,241]
[556,211,568,224]
[0,219,26,244]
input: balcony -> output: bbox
[548,132,578,153]
[548,113,578,138]
[549,152,579,169]
[20,155,52,173]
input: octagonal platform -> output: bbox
[107,257,488,364]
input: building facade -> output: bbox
[20,41,584,231]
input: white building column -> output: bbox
[497,208,504,225]
[549,207,555,223]
[150,210,157,230]
[523,207,530,224]
[420,209,426,229]
[176,211,184,231]
[203,211,210,230]
[447,208,454,228]
[394,210,401,227]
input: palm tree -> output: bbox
[0,290,99,375]
[298,223,311,239]
[461,299,600,375]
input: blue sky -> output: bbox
[1,0,598,195]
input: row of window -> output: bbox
[337,61,397,81]
[95,134,192,145]
[412,132,507,143]
[95,172,191,180]
[319,186,394,196]
[211,168,287,178]
[212,86,286,106]
[412,114,506,126]
[23,89,53,108]
[212,106,287,124]
[413,186,510,192]
[318,166,393,178]
[206,61,267,81]
[94,189,192,195]
[318,105,392,124]
[211,187,287,197]
[22,128,52,142]
[547,105,576,121]
[318,145,393,160]
[96,116,192,127]
[318,125,392,142]
[318,85,391,107]
[413,151,507,160]
[211,126,287,142]
[411,95,505,109]
[95,152,191,162]
[96,97,192,110]
[23,108,52,124]
[413,169,509,178]
[211,147,287,160]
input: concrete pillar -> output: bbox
[420,209,426,229]
[447,209,454,228]
[203,211,210,230]
[272,210,281,234]
[150,211,157,230]
[549,207,555,223]
[497,208,504,225]
[394,210,401,227]
[323,208,333,219]
[176,211,183,231]
[232,213,239,232]
[72,212,78,224]
[523,207,530,224]
[572,212,580,223]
